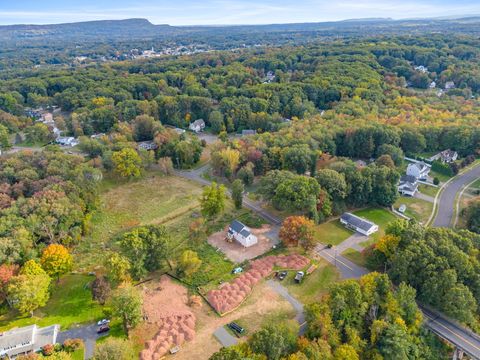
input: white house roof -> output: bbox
[340,213,377,233]
[191,119,205,127]
[229,220,252,237]
[0,324,59,357]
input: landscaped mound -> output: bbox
[207,254,309,315]
[140,276,196,360]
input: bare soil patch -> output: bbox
[139,276,196,360]
[175,282,294,360]
[207,224,277,263]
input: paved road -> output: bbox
[175,165,282,226]
[57,323,108,359]
[314,244,369,279]
[433,164,480,227]
[213,326,239,347]
[175,163,480,358]
[266,279,306,334]
[421,306,480,359]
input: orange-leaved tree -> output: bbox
[279,216,316,249]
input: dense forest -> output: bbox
[1,20,480,360]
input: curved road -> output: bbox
[433,164,480,227]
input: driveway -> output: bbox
[213,326,239,347]
[433,164,480,227]
[57,323,107,359]
[266,279,306,334]
[335,233,368,253]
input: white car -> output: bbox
[97,319,110,326]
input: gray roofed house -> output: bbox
[189,119,205,133]
[227,220,258,247]
[340,213,379,236]
[400,174,417,184]
[241,129,256,136]
[0,324,60,358]
[398,174,418,196]
[406,162,430,180]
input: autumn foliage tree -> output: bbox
[279,216,316,249]
[40,244,73,280]
[112,147,142,178]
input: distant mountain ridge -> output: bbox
[1,16,480,43]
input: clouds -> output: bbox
[0,0,478,25]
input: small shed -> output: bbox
[398,204,407,213]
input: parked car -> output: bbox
[97,319,110,326]
[228,322,245,334]
[97,325,110,334]
[277,271,288,280]
[232,267,243,274]
[294,271,305,283]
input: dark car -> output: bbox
[97,325,110,334]
[277,271,288,280]
[326,244,333,249]
[228,322,245,335]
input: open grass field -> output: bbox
[283,260,339,304]
[76,172,204,269]
[353,207,398,242]
[0,274,103,331]
[394,196,433,224]
[419,184,439,198]
[314,220,353,246]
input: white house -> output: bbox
[398,175,418,196]
[56,137,79,147]
[189,119,205,133]
[137,141,158,151]
[429,149,458,164]
[227,220,258,247]
[340,213,379,236]
[445,81,455,90]
[406,162,430,180]
[0,324,59,359]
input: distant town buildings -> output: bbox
[445,81,455,90]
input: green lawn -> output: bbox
[76,173,204,269]
[283,260,339,304]
[394,197,433,224]
[429,170,451,183]
[314,220,353,246]
[352,208,399,242]
[341,248,367,267]
[0,274,103,331]
[418,184,439,198]
[71,347,85,360]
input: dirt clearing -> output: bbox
[207,224,279,263]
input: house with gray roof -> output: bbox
[227,220,258,247]
[340,213,379,236]
[0,324,59,358]
[406,162,430,180]
[189,119,205,133]
[398,174,418,196]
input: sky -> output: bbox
[0,0,479,26]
